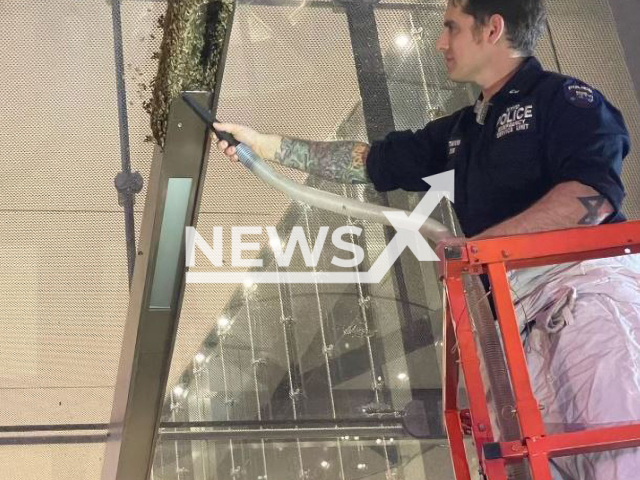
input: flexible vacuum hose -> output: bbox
[180,92,452,242]
[234,143,453,243]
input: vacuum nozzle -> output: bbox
[181,92,239,147]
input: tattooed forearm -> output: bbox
[578,195,610,225]
[273,138,371,184]
[476,183,614,238]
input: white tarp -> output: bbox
[509,254,640,479]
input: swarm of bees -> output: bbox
[144,0,235,147]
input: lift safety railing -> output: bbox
[437,220,640,480]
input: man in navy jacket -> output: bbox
[214,1,636,478]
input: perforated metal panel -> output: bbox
[0,443,106,480]
[0,1,120,211]
[0,1,145,478]
[547,0,640,220]
[1,0,639,479]
[0,211,131,422]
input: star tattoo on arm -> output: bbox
[578,195,608,225]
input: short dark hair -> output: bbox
[451,0,547,55]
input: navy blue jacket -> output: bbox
[367,57,630,237]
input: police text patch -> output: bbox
[448,138,461,156]
[564,80,601,108]
[495,104,535,139]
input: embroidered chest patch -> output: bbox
[448,138,461,156]
[495,103,535,139]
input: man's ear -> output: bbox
[487,14,506,45]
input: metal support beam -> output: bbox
[342,0,395,141]
[0,435,108,446]
[110,0,143,287]
[101,92,213,480]
[160,425,409,442]
[342,4,443,476]
[127,0,443,9]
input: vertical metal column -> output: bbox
[340,0,394,394]
[342,0,426,355]
[302,207,347,480]
[273,260,307,478]
[244,287,269,479]
[341,2,441,476]
[102,93,213,480]
[344,212,393,478]
[341,0,395,141]
[110,0,143,287]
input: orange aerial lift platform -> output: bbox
[438,220,640,479]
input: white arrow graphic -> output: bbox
[360,170,455,283]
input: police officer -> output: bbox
[215,1,628,238]
[215,0,636,478]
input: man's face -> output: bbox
[436,2,490,83]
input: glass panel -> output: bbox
[150,178,193,310]
[153,437,456,480]
[160,2,464,479]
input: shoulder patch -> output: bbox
[563,79,601,108]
